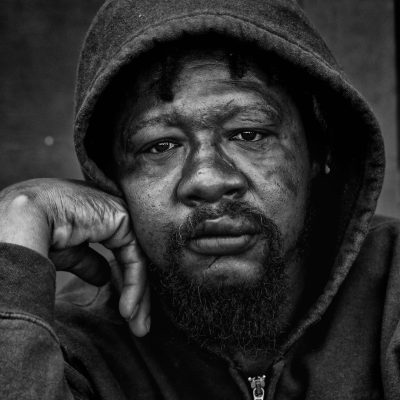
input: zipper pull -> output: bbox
[248,375,266,400]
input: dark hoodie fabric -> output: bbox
[0,0,399,399]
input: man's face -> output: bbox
[115,50,314,288]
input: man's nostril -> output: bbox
[225,188,241,198]
[178,175,247,206]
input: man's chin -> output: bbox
[182,256,266,287]
[148,252,288,356]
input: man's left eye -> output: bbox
[146,141,179,154]
[231,131,265,142]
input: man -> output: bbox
[0,0,397,399]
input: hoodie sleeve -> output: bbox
[0,243,85,400]
[379,221,400,400]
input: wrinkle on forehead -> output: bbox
[130,99,282,134]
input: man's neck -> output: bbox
[231,255,306,376]
[231,350,275,377]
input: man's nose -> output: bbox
[177,144,248,206]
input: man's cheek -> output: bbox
[122,189,171,265]
[254,177,299,221]
[257,168,309,245]
[133,214,172,266]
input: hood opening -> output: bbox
[74,4,385,358]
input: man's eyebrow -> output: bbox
[132,114,175,132]
[231,103,282,124]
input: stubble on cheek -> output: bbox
[256,157,302,209]
[118,182,170,266]
[266,164,300,199]
[254,150,310,257]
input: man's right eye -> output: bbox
[145,141,179,154]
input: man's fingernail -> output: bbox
[145,316,151,332]
[128,304,139,320]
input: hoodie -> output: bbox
[0,0,399,399]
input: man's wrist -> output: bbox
[0,242,56,323]
[0,194,51,258]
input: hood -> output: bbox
[73,0,385,358]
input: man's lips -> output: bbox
[187,216,260,256]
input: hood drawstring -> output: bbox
[266,360,285,400]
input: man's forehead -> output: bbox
[123,70,288,136]
[113,43,300,139]
[130,46,281,96]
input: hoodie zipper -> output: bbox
[248,375,266,400]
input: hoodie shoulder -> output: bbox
[353,214,400,282]
[363,214,400,258]
[369,214,400,232]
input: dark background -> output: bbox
[0,1,398,215]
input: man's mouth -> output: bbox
[187,216,260,256]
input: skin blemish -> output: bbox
[206,256,219,270]
[262,164,299,198]
[281,146,298,165]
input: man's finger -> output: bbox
[116,241,148,320]
[50,245,110,286]
[127,285,151,337]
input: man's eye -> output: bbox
[231,131,265,142]
[146,141,178,154]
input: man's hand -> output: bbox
[0,178,150,336]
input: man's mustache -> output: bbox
[170,199,283,256]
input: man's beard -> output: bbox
[148,200,289,357]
